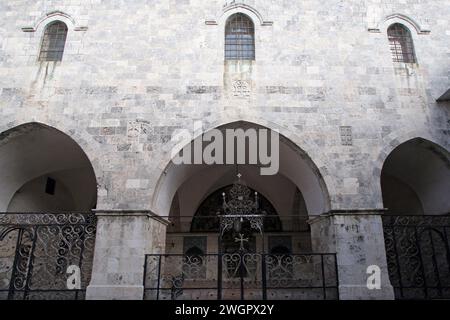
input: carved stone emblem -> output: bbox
[232,80,250,97]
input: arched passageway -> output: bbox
[0,123,98,300]
[0,123,97,212]
[145,121,338,300]
[153,121,331,254]
[381,138,450,300]
[381,138,450,215]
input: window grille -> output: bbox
[39,21,68,62]
[225,13,255,60]
[388,24,416,63]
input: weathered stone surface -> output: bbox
[1,0,448,211]
[310,212,395,300]
[86,211,168,300]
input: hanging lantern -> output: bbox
[217,174,265,238]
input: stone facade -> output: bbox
[0,0,449,300]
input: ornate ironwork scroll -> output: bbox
[0,212,97,300]
[218,175,267,237]
[190,184,281,234]
[143,253,339,300]
[383,215,450,300]
[143,254,220,300]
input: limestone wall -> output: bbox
[0,0,449,213]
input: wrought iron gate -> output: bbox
[143,253,339,300]
[383,215,450,300]
[0,212,97,300]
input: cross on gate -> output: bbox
[234,233,249,251]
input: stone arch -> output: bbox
[369,13,430,35]
[151,120,332,218]
[372,130,448,210]
[0,117,102,181]
[375,130,448,178]
[150,113,336,201]
[21,11,88,33]
[379,136,450,215]
[206,3,273,27]
[0,122,98,212]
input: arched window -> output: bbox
[39,21,68,62]
[387,23,416,63]
[225,13,255,60]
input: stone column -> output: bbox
[86,210,168,300]
[309,211,394,300]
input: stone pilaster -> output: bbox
[309,211,395,300]
[86,210,168,300]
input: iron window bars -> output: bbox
[39,21,68,62]
[225,13,255,60]
[388,24,416,64]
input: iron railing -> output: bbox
[382,214,450,300]
[0,212,97,300]
[143,252,339,300]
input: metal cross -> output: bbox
[234,233,249,251]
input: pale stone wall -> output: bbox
[0,0,448,212]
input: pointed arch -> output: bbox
[380,137,450,215]
[21,11,87,32]
[151,121,331,218]
[206,3,273,26]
